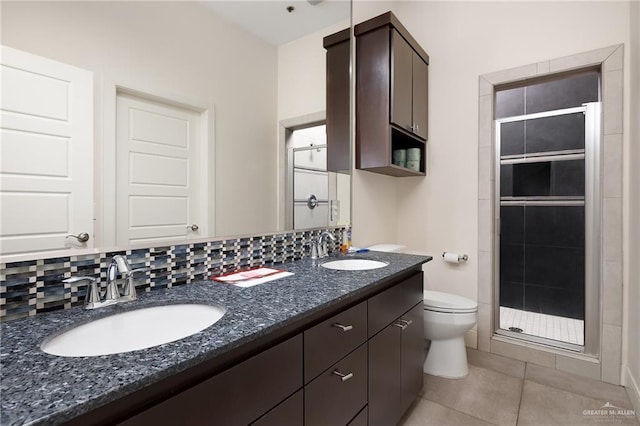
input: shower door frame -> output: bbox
[493,102,602,355]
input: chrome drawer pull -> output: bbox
[332,370,354,382]
[392,322,408,330]
[399,319,413,326]
[332,323,353,332]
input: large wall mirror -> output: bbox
[0,0,351,258]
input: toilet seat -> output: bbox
[423,290,478,314]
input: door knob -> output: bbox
[66,232,90,243]
[306,194,318,210]
[187,224,199,232]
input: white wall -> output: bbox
[623,0,640,410]
[351,1,630,304]
[1,1,278,239]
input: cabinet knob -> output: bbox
[332,323,353,332]
[399,319,413,327]
[332,370,354,382]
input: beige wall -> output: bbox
[351,1,400,248]
[277,20,348,121]
[624,0,640,408]
[1,1,278,240]
[351,1,630,301]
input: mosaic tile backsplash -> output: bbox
[0,228,343,322]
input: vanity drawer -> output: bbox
[304,343,367,426]
[368,271,423,337]
[251,389,303,426]
[304,300,367,383]
[121,334,302,426]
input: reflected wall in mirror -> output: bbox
[0,0,351,258]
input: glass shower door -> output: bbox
[495,102,601,352]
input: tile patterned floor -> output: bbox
[400,348,639,426]
[499,306,584,346]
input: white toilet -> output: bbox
[423,290,478,378]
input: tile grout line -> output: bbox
[515,362,528,426]
[417,395,501,426]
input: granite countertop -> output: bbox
[0,251,431,426]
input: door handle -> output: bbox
[66,232,90,243]
[187,224,199,232]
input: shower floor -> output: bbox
[499,306,584,346]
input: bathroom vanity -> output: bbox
[0,252,431,425]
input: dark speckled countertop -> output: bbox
[0,251,431,426]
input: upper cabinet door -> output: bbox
[324,29,351,174]
[391,30,413,134]
[412,53,428,141]
[354,11,430,177]
[0,45,93,256]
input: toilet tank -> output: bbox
[367,244,406,253]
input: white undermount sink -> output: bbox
[320,259,389,271]
[41,304,225,357]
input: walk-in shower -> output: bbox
[494,70,601,352]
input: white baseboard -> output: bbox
[623,365,640,421]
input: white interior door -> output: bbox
[0,45,93,256]
[116,93,202,245]
[292,145,329,229]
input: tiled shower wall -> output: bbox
[477,44,624,384]
[0,227,343,322]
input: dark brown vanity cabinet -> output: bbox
[70,270,426,426]
[368,273,424,426]
[355,12,430,177]
[120,335,303,426]
[324,28,351,174]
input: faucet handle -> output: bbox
[120,268,147,302]
[63,276,101,310]
[310,237,320,260]
[104,262,121,303]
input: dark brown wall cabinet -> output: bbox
[355,12,430,177]
[324,28,351,174]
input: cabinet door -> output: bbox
[390,29,413,133]
[412,54,428,141]
[400,303,425,415]
[326,36,351,173]
[368,324,402,426]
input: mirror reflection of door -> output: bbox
[115,92,203,246]
[0,46,93,255]
[290,125,331,229]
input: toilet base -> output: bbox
[423,336,469,378]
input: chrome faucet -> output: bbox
[63,255,145,310]
[311,231,337,259]
[107,255,147,303]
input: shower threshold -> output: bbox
[499,306,584,346]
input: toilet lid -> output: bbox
[423,290,478,313]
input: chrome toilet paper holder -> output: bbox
[442,252,468,262]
